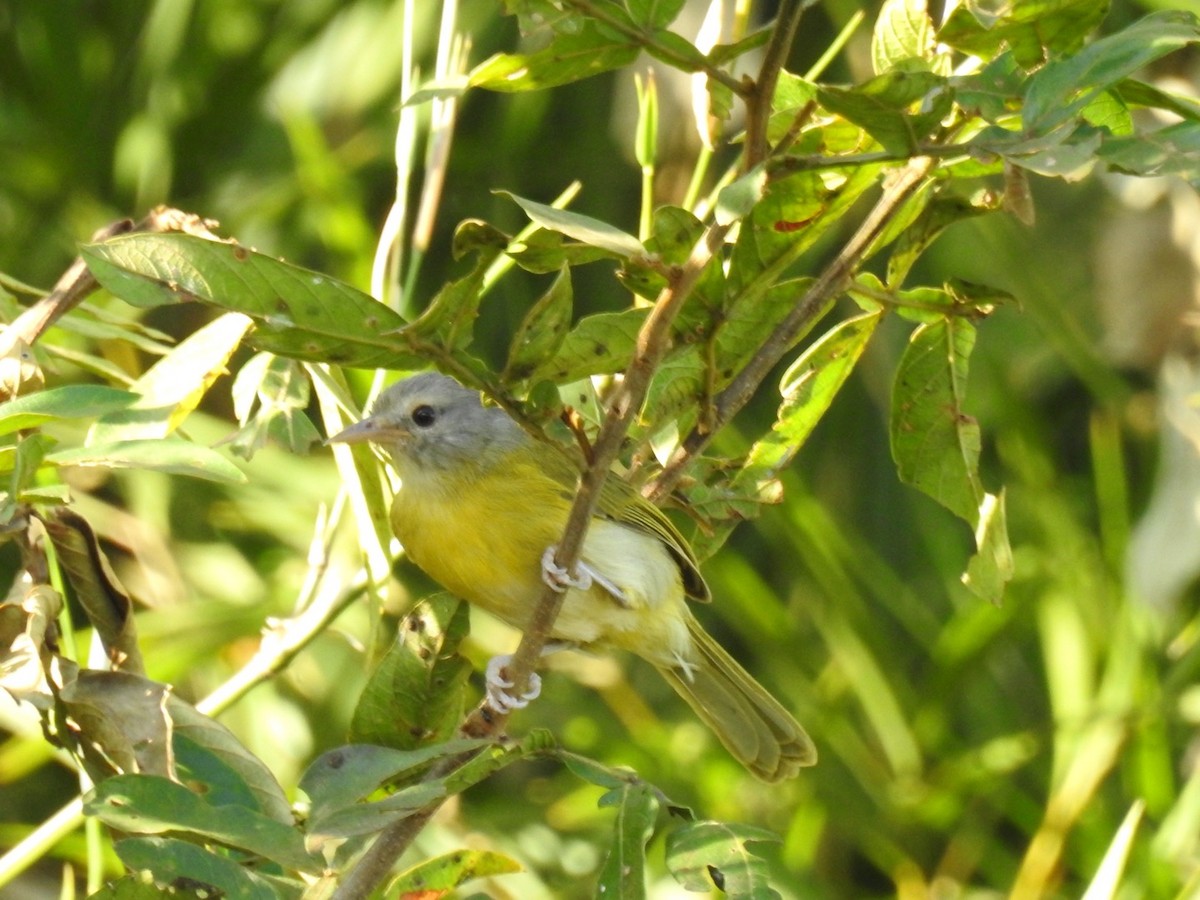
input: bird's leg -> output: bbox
[540,545,630,607]
[483,641,576,711]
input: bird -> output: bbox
[327,371,817,781]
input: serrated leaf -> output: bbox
[500,191,645,258]
[48,437,245,483]
[890,318,981,523]
[597,780,659,899]
[665,821,782,899]
[531,309,648,382]
[504,267,574,381]
[349,595,472,749]
[388,849,522,895]
[0,385,139,435]
[114,837,287,900]
[81,233,419,369]
[872,0,935,74]
[469,22,639,91]
[89,313,252,443]
[86,774,317,871]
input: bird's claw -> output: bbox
[540,545,593,592]
[484,654,542,711]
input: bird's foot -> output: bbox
[484,654,542,711]
[540,545,630,606]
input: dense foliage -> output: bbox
[2,0,1200,897]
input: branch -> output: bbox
[744,0,806,168]
[648,156,936,503]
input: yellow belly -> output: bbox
[390,459,693,665]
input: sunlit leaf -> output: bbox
[872,0,935,74]
[531,309,648,382]
[387,849,522,896]
[596,780,659,898]
[470,22,639,91]
[500,191,646,259]
[81,233,419,369]
[0,385,138,435]
[48,438,245,483]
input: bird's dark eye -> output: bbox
[411,404,437,428]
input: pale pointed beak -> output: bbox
[325,415,406,447]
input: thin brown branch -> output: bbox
[744,0,806,169]
[647,156,936,503]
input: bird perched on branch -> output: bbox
[328,371,816,781]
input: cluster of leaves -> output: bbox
[2,0,1200,896]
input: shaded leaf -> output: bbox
[937,0,1110,69]
[818,71,952,155]
[890,318,981,523]
[115,836,293,900]
[88,870,219,900]
[39,507,143,673]
[58,670,171,778]
[665,820,782,899]
[596,780,659,899]
[86,773,317,871]
[349,594,472,750]
[504,267,574,381]
[1023,11,1200,135]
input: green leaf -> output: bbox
[469,22,639,91]
[665,821,782,899]
[596,780,659,899]
[506,227,622,273]
[114,837,289,900]
[500,191,645,259]
[81,233,418,369]
[531,309,648,382]
[86,774,318,871]
[626,0,686,28]
[872,0,936,74]
[405,221,510,355]
[88,871,219,900]
[298,741,483,821]
[504,267,575,381]
[388,849,522,895]
[716,166,768,226]
[47,438,245,483]
[890,318,981,524]
[1023,11,1200,135]
[818,71,951,155]
[937,0,1110,69]
[0,385,138,435]
[748,312,882,479]
[1097,121,1200,186]
[349,594,472,749]
[963,489,1013,604]
[89,312,253,443]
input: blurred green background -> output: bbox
[2,1,1198,897]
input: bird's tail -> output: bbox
[655,614,817,781]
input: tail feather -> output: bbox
[656,616,817,781]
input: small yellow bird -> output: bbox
[328,372,816,781]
